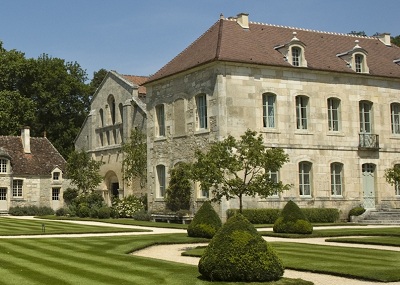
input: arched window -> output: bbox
[262,93,276,128]
[355,54,364,73]
[292,47,301,67]
[331,163,343,196]
[99,109,104,127]
[156,165,166,198]
[391,103,400,134]
[299,161,312,196]
[327,98,341,131]
[107,95,116,125]
[119,103,123,123]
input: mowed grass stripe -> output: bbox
[272,242,400,282]
[1,239,138,284]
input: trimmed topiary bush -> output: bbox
[273,200,313,234]
[348,206,366,221]
[187,201,222,238]
[198,214,284,282]
[98,206,111,219]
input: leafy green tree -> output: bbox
[392,35,400,47]
[66,150,103,194]
[385,165,400,188]
[191,129,291,213]
[89,68,108,93]
[349,31,367,36]
[121,128,147,189]
[165,162,191,211]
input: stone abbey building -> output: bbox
[144,13,400,220]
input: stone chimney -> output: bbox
[236,13,249,29]
[377,33,391,46]
[21,126,31,154]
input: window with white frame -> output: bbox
[299,162,312,196]
[0,159,7,173]
[12,180,23,198]
[331,163,343,196]
[292,47,301,67]
[359,101,372,133]
[327,98,340,131]
[156,165,166,198]
[155,104,165,137]
[0,188,6,200]
[296,96,308,130]
[391,103,400,135]
[263,93,276,128]
[196,182,209,199]
[52,188,60,201]
[196,94,208,130]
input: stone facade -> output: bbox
[145,14,400,220]
[75,71,147,204]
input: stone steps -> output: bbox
[358,210,400,224]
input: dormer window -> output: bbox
[0,159,7,173]
[337,40,369,73]
[53,172,60,180]
[275,32,307,68]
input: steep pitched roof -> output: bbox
[147,17,400,83]
[0,136,66,176]
[122,74,148,95]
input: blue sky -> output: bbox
[1,0,399,80]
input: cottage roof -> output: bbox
[147,15,400,83]
[0,136,66,176]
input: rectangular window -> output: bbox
[359,101,372,133]
[296,96,308,130]
[0,188,6,200]
[196,94,208,129]
[53,172,60,180]
[263,94,276,128]
[331,163,343,196]
[0,159,7,173]
[327,98,340,131]
[52,188,60,201]
[12,180,23,198]
[299,162,311,196]
[396,182,400,196]
[156,105,165,136]
[269,170,279,197]
[355,54,363,73]
[156,165,166,198]
[292,47,301,67]
[197,182,209,198]
[391,103,400,134]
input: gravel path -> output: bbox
[4,216,400,285]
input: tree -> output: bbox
[392,35,400,47]
[121,128,147,189]
[66,150,103,194]
[191,129,291,213]
[89,68,108,93]
[385,165,400,187]
[348,31,367,36]
[165,162,191,211]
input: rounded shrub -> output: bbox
[198,214,284,282]
[98,206,111,219]
[348,206,366,221]
[77,204,90,218]
[273,200,313,234]
[187,201,222,238]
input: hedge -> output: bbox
[227,207,339,224]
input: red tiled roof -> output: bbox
[0,136,66,176]
[147,18,400,83]
[122,75,148,95]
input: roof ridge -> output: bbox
[226,17,376,40]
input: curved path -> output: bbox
[4,216,400,285]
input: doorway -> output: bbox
[0,188,7,211]
[362,163,376,209]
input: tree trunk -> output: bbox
[239,194,243,213]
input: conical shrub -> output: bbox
[273,200,313,234]
[198,214,284,282]
[187,201,222,238]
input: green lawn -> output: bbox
[0,233,311,285]
[260,226,400,238]
[0,217,148,235]
[183,242,400,282]
[326,236,400,247]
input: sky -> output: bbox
[0,0,399,81]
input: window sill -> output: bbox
[261,128,281,134]
[327,132,345,137]
[194,129,210,136]
[389,135,400,140]
[11,198,24,201]
[299,195,312,199]
[294,131,314,135]
[154,136,167,142]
